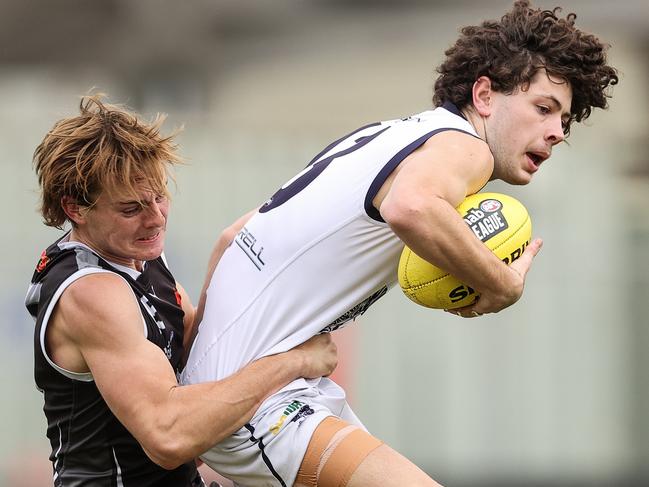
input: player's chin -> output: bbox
[133,237,166,261]
[504,174,533,186]
[507,170,534,186]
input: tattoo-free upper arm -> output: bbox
[55,273,183,460]
[377,130,493,216]
[53,271,313,470]
[375,130,521,302]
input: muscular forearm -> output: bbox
[147,351,305,469]
[64,273,332,472]
[388,196,522,300]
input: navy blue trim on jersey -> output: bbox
[364,127,478,222]
[304,122,381,168]
[261,126,390,213]
[243,423,287,487]
[441,101,466,120]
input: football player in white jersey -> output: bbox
[185,1,618,486]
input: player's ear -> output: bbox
[472,76,493,117]
[61,196,87,225]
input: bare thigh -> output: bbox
[347,443,444,487]
[296,416,443,487]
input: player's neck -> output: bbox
[461,106,487,142]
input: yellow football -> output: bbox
[398,192,532,310]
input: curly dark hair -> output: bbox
[433,0,618,135]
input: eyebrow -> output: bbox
[113,198,148,207]
[539,94,571,120]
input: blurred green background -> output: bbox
[2,0,647,485]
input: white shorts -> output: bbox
[200,378,364,487]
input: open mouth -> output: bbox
[137,232,160,242]
[526,152,544,166]
[526,151,550,168]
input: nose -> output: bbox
[144,200,166,227]
[546,116,565,146]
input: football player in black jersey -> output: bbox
[27,94,338,487]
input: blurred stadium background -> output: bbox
[1,0,647,485]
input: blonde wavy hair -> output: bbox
[33,94,182,228]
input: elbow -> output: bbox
[140,424,200,470]
[144,435,193,470]
[151,456,184,471]
[380,197,429,236]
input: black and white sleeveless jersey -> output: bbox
[25,233,202,487]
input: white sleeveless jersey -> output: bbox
[182,104,477,389]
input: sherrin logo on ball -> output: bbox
[398,192,532,310]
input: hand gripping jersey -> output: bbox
[181,104,478,486]
[25,234,203,487]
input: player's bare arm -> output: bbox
[376,130,541,314]
[49,273,337,470]
[175,283,196,354]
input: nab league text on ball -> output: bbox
[398,193,532,310]
[464,208,507,242]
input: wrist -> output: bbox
[264,348,305,384]
[285,347,308,379]
[490,267,524,307]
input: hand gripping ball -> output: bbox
[398,192,532,310]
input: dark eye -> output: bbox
[537,105,550,115]
[155,195,166,204]
[122,206,141,216]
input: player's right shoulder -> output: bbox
[421,128,493,173]
[44,272,142,370]
[56,272,140,340]
[63,271,131,301]
[423,128,488,154]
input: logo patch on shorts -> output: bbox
[269,400,314,435]
[290,404,315,425]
